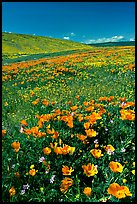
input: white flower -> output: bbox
[94,165,98,170]
[11,164,15,169]
[71,112,74,116]
[23,184,30,190]
[121,148,126,152]
[20,126,24,133]
[39,157,45,163]
[121,102,126,106]
[50,175,56,183]
[132,146,135,151]
[20,190,25,195]
[94,139,98,144]
[45,170,49,174]
[107,150,114,155]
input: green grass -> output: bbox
[2,45,135,202]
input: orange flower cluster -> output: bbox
[70,105,78,111]
[85,111,102,125]
[60,177,73,193]
[52,143,75,155]
[120,101,135,109]
[120,109,135,121]
[36,113,52,128]
[60,115,74,128]
[98,96,114,102]
[24,126,46,137]
[82,163,98,177]
[108,183,132,199]
[85,129,97,138]
[11,141,20,152]
[42,99,49,106]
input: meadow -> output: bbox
[2,45,135,202]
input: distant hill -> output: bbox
[87,41,135,47]
[2,32,92,58]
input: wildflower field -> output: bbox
[2,45,135,202]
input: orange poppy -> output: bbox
[62,165,74,175]
[107,183,132,199]
[9,187,16,196]
[109,161,123,173]
[43,147,51,155]
[82,163,98,177]
[83,187,92,197]
[90,149,103,158]
[11,141,20,152]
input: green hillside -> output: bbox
[2,32,92,62]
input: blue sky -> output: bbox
[2,2,135,44]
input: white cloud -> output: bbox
[84,36,125,44]
[70,32,76,37]
[63,36,70,40]
[130,38,135,41]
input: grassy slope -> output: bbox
[2,32,92,56]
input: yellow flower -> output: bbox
[84,122,90,129]
[122,179,127,183]
[83,187,92,197]
[85,129,97,137]
[82,163,98,177]
[109,161,123,173]
[90,149,103,158]
[62,166,74,175]
[4,102,8,106]
[46,124,50,129]
[131,170,135,175]
[68,146,75,155]
[95,143,99,148]
[132,162,135,167]
[9,187,16,196]
[40,187,44,192]
[30,164,35,169]
[42,147,51,155]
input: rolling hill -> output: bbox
[2,32,92,64]
[88,41,135,47]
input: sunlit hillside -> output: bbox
[2,32,92,61]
